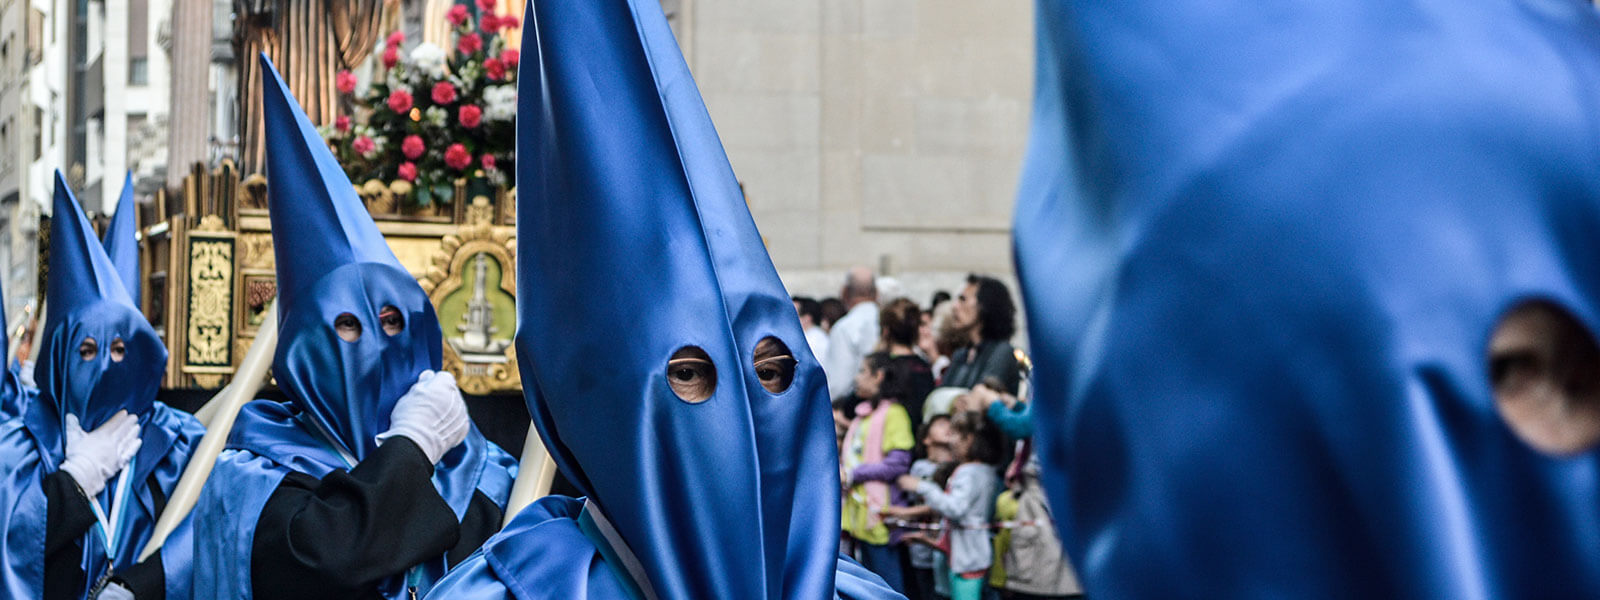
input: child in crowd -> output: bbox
[886,414,956,600]
[897,410,1003,600]
[841,352,917,593]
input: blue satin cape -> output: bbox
[1014,0,1600,597]
[428,497,897,600]
[190,401,516,599]
[187,54,518,599]
[426,0,899,598]
[0,172,203,598]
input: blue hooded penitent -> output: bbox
[426,1,898,599]
[1014,0,1600,597]
[190,54,515,600]
[0,172,203,598]
[103,172,141,309]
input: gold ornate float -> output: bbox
[131,160,518,393]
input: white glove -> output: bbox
[96,581,134,600]
[60,411,142,498]
[377,370,469,464]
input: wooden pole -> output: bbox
[138,300,277,561]
[503,424,560,527]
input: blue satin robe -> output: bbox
[0,401,203,598]
[426,496,900,600]
[191,399,516,599]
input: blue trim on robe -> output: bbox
[0,401,203,598]
[192,399,517,599]
[423,496,904,600]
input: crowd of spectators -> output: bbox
[794,268,1083,600]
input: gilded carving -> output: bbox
[186,240,234,367]
[239,233,276,270]
[195,215,228,232]
[466,195,495,226]
[238,174,269,211]
[499,187,516,226]
[421,225,520,394]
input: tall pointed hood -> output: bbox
[1014,0,1600,596]
[37,172,165,435]
[514,1,840,598]
[102,172,141,309]
[259,54,442,460]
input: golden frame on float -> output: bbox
[420,220,521,395]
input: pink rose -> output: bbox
[483,58,505,81]
[499,49,519,69]
[480,14,501,33]
[458,104,482,128]
[447,5,469,26]
[497,15,519,29]
[476,0,496,11]
[386,30,405,47]
[387,89,413,114]
[431,81,457,105]
[353,136,376,155]
[382,46,400,69]
[336,70,357,94]
[457,32,483,56]
[401,135,425,160]
[398,162,418,182]
[444,143,472,170]
[334,115,351,133]
[480,154,496,170]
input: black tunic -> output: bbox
[250,437,503,600]
[43,471,168,600]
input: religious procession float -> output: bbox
[44,1,526,402]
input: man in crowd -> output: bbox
[825,267,880,400]
[793,296,831,371]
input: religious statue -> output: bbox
[448,252,510,358]
[234,0,387,173]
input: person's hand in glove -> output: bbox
[377,370,470,464]
[60,410,142,498]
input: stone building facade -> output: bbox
[675,0,1034,303]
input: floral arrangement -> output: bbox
[322,0,519,208]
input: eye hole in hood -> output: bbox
[753,336,795,394]
[666,346,716,403]
[334,313,362,342]
[1489,300,1600,456]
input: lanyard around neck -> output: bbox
[578,499,658,600]
[87,456,137,558]
[306,417,359,470]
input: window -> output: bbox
[129,57,147,85]
[31,107,41,160]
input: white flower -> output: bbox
[425,106,448,128]
[409,42,448,79]
[483,85,516,122]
